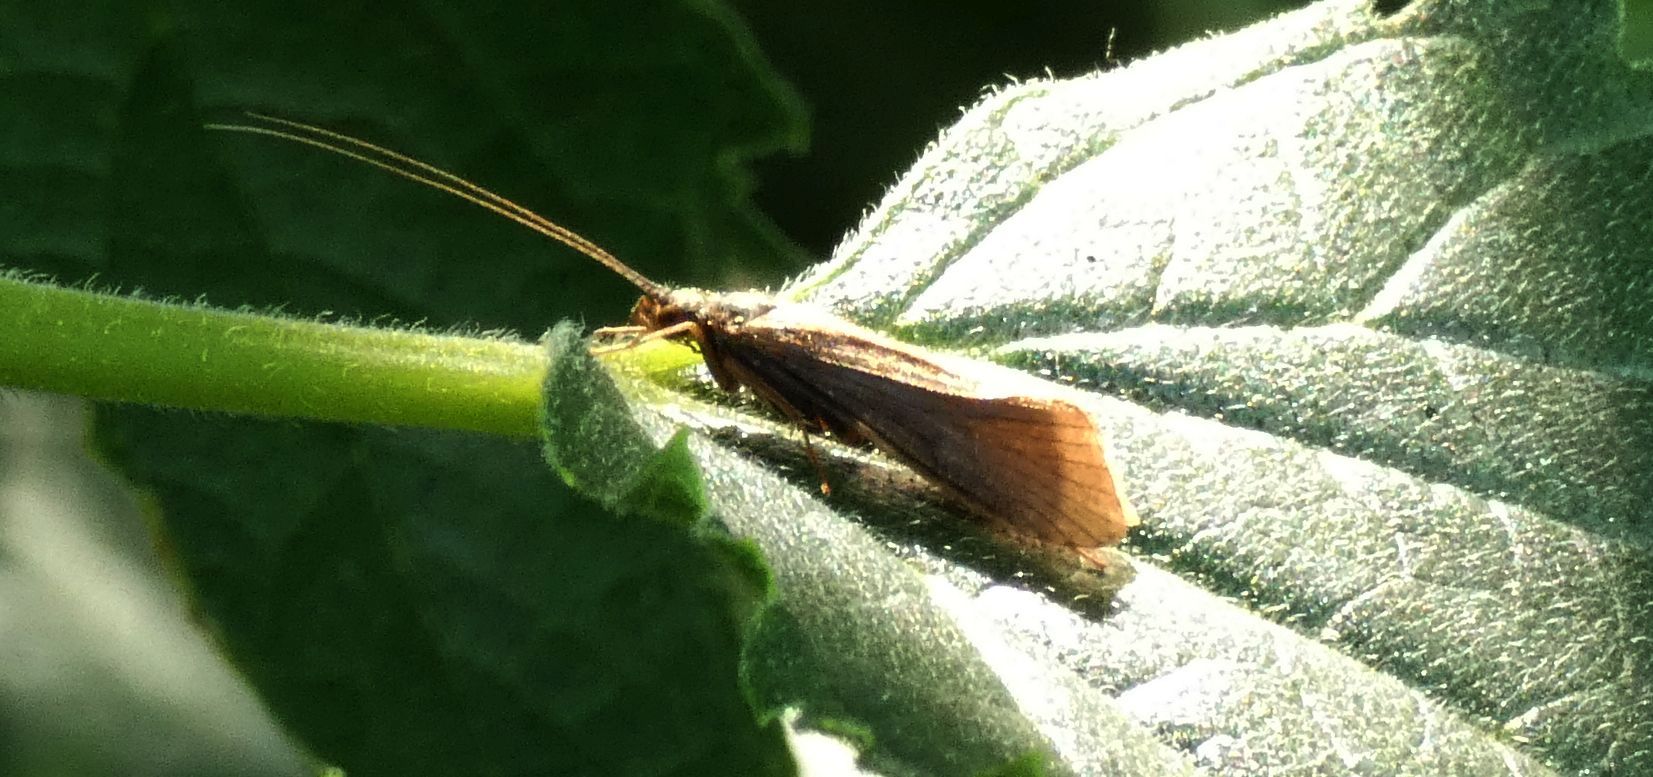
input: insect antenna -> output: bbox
[204,112,668,299]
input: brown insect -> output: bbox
[208,114,1138,558]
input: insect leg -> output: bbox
[799,425,832,495]
[592,323,647,337]
[589,320,699,355]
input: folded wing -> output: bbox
[725,313,1133,549]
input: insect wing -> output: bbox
[729,306,1134,548]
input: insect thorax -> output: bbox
[638,288,776,333]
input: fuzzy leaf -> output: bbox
[567,1,1652,774]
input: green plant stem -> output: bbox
[0,275,547,438]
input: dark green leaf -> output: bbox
[1,0,805,774]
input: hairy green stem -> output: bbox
[0,275,547,438]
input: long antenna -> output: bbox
[204,112,668,299]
